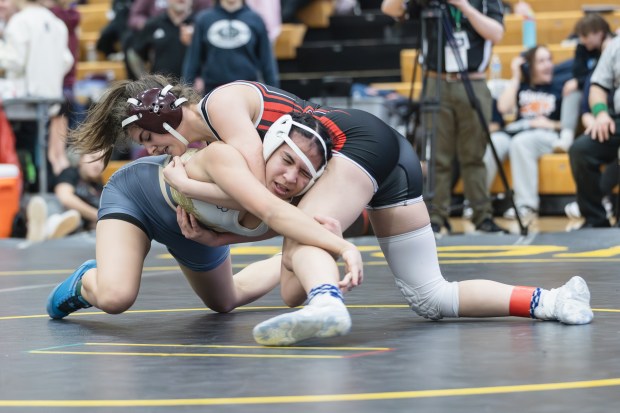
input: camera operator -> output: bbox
[382,0,507,235]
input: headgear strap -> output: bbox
[121,85,190,146]
[263,115,328,196]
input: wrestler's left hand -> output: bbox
[163,157,190,193]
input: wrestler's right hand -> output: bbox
[338,245,364,293]
[176,206,222,246]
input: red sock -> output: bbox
[509,286,536,318]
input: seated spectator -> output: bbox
[497,45,564,221]
[25,195,81,242]
[53,151,104,231]
[564,76,616,221]
[44,0,81,178]
[568,36,620,228]
[556,13,615,153]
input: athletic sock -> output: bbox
[509,286,550,319]
[75,279,92,307]
[306,283,343,304]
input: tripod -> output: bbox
[410,0,527,235]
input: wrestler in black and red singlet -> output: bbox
[200,81,424,208]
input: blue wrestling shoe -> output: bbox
[46,260,96,319]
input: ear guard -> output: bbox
[121,85,190,146]
[263,114,328,196]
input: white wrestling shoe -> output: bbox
[253,296,351,346]
[534,276,593,325]
[554,276,594,325]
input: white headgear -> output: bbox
[263,114,328,196]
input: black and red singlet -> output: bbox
[201,81,424,208]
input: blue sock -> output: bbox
[307,283,343,303]
[530,287,542,318]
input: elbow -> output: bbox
[492,28,505,45]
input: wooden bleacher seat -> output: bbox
[76,61,126,81]
[400,43,576,83]
[514,0,617,14]
[369,81,423,98]
[453,153,576,196]
[86,0,112,6]
[297,0,335,28]
[501,10,620,46]
[79,31,101,62]
[77,4,111,34]
[274,24,307,60]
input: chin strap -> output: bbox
[163,122,189,146]
[121,85,189,146]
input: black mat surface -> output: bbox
[1,229,618,412]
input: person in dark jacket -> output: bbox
[133,0,196,79]
[182,0,279,93]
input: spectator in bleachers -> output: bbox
[555,13,615,154]
[0,0,73,193]
[96,0,133,60]
[568,36,620,229]
[497,45,564,221]
[121,0,211,78]
[44,0,80,178]
[53,151,104,232]
[182,0,279,94]
[564,76,616,221]
[383,0,507,235]
[132,0,196,79]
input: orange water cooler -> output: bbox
[0,164,20,238]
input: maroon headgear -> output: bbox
[121,85,189,146]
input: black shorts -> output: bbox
[321,109,424,209]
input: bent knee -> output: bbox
[96,289,137,314]
[396,278,459,320]
[206,302,236,314]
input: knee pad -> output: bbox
[378,225,459,320]
[394,276,458,320]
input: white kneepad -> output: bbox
[377,225,459,320]
[394,277,458,320]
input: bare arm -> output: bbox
[177,207,277,246]
[54,182,98,223]
[165,83,267,208]
[204,84,267,185]
[203,143,360,260]
[586,84,616,142]
[163,158,244,210]
[451,0,504,44]
[497,56,524,115]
